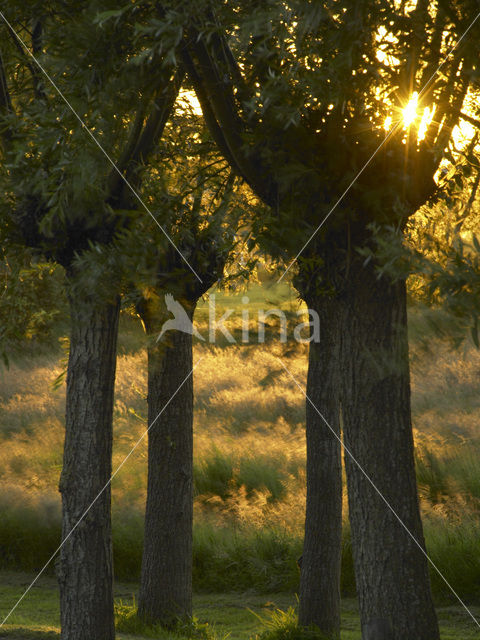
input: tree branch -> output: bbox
[459,111,480,130]
[185,28,276,207]
[417,5,447,92]
[464,165,480,215]
[180,44,244,177]
[204,9,257,119]
[30,19,47,101]
[403,0,430,95]
[5,20,46,103]
[107,68,185,208]
[105,96,149,200]
[435,76,470,161]
[425,47,464,146]
[0,48,13,153]
[128,68,185,175]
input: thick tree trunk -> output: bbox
[138,302,194,626]
[58,289,119,640]
[298,296,342,639]
[340,262,439,640]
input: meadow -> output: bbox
[0,281,479,637]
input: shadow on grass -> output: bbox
[0,628,59,639]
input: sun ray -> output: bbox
[403,92,419,127]
[418,105,435,141]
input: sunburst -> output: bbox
[403,91,419,127]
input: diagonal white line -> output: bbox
[0,11,203,284]
[0,355,204,628]
[278,10,480,283]
[278,357,480,631]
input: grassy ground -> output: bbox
[1,280,480,636]
[0,572,479,639]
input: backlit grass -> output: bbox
[0,285,479,611]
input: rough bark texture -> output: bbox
[298,296,343,639]
[340,261,439,640]
[138,301,195,625]
[58,291,120,640]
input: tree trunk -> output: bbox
[298,296,343,639]
[58,289,119,640]
[138,300,194,626]
[340,261,439,640]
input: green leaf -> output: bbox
[94,9,127,26]
[52,368,67,391]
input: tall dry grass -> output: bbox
[0,300,479,598]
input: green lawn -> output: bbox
[0,572,479,639]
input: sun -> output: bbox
[403,92,419,127]
[383,92,421,133]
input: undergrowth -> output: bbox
[114,600,217,640]
[252,606,334,640]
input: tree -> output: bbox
[134,195,237,626]
[0,3,182,637]
[179,1,480,637]
[114,99,248,624]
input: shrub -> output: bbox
[114,599,216,639]
[424,515,480,601]
[194,449,235,500]
[238,456,287,502]
[194,449,289,503]
[252,606,334,640]
[0,488,61,573]
[193,522,302,593]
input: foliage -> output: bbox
[0,246,66,363]
[109,95,258,315]
[115,599,216,639]
[0,0,186,303]
[252,605,333,640]
[424,513,480,601]
[192,522,302,593]
[194,448,235,501]
[194,449,291,502]
[357,180,480,346]
[178,0,480,277]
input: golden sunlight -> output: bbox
[403,91,419,127]
[418,105,435,142]
[178,88,203,116]
[383,93,434,142]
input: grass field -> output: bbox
[0,280,480,637]
[0,572,479,639]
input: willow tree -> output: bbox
[112,93,249,623]
[0,3,182,637]
[179,1,480,638]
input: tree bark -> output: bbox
[137,300,195,626]
[298,296,343,639]
[58,288,119,640]
[340,261,439,640]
